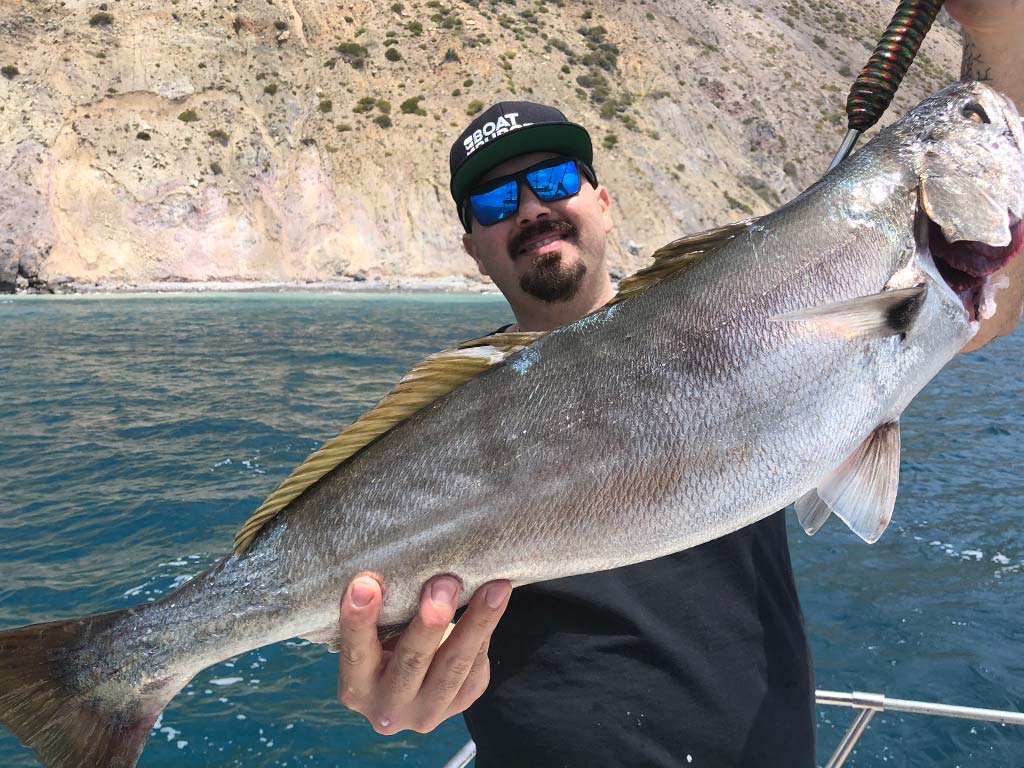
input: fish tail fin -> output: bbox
[0,609,186,768]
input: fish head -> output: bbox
[900,82,1024,323]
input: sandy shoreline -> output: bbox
[7,275,503,296]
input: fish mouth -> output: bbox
[928,212,1024,322]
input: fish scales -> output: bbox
[249,160,930,628]
[1,82,1023,768]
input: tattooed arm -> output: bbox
[946,1,1024,350]
[950,1,1024,106]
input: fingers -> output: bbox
[376,576,462,722]
[445,640,492,718]
[337,574,384,712]
[418,580,511,722]
[336,575,512,735]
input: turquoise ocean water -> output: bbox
[0,294,1021,767]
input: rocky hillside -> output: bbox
[0,0,963,292]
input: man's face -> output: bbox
[461,152,614,307]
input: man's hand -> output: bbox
[337,573,512,734]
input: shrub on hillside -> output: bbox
[374,114,392,128]
[578,26,619,71]
[466,99,483,115]
[353,96,376,113]
[400,95,426,116]
[430,6,462,29]
[385,47,401,62]
[178,109,199,123]
[336,42,368,69]
[576,71,610,102]
[1,65,18,79]
[89,11,114,26]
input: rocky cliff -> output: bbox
[0,0,962,292]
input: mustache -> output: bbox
[509,219,577,259]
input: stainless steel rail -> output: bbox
[441,739,478,768]
[818,689,1024,768]
[442,689,1024,768]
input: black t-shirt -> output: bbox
[462,511,816,768]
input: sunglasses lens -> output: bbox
[526,160,581,201]
[466,159,585,228]
[470,179,518,227]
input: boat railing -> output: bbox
[441,689,1024,768]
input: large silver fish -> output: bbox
[2,82,1023,767]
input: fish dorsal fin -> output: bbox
[233,331,546,555]
[770,285,926,341]
[607,219,751,306]
[813,421,901,543]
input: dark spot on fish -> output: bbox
[885,286,926,337]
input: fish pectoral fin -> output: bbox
[770,285,926,341]
[815,421,901,544]
[794,489,832,536]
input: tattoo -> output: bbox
[961,41,992,82]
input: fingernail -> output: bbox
[379,718,391,729]
[486,583,510,609]
[351,578,375,608]
[431,577,458,607]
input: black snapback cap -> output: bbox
[449,101,593,208]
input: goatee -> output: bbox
[511,219,586,303]
[520,251,588,303]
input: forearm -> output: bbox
[958,16,1024,351]
[961,27,1024,111]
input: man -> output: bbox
[335,4,1024,765]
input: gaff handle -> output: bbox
[845,0,945,132]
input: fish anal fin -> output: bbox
[233,332,546,556]
[795,489,832,536]
[770,285,926,341]
[607,219,752,306]
[817,421,901,544]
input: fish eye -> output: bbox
[961,103,991,124]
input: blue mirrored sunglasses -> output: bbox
[461,157,597,230]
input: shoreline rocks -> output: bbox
[8,275,501,296]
